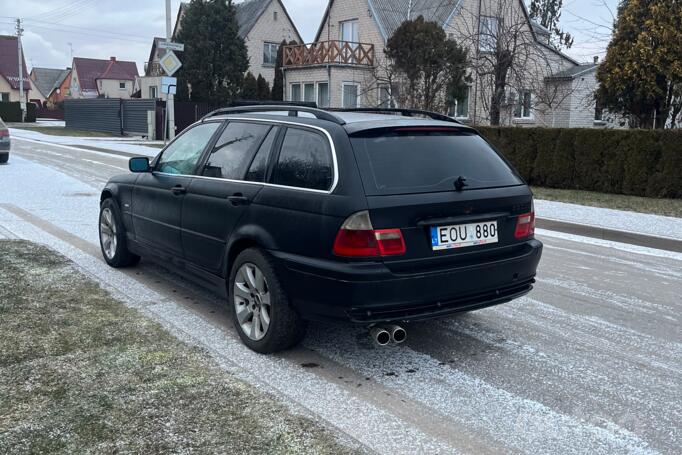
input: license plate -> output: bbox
[431,220,498,251]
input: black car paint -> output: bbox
[101,113,542,322]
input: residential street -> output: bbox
[1,137,680,454]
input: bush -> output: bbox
[0,102,37,122]
[477,126,682,199]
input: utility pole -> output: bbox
[165,0,176,140]
[16,18,25,123]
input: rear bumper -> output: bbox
[271,239,543,323]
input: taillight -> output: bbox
[333,211,406,257]
[0,130,8,137]
[514,211,536,239]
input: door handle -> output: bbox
[227,194,250,206]
[171,185,186,195]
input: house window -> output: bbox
[479,16,499,52]
[0,93,9,102]
[340,20,359,43]
[263,42,279,66]
[290,83,301,101]
[514,90,533,119]
[317,82,329,108]
[342,82,360,108]
[449,87,470,119]
[303,83,315,103]
[149,86,158,99]
[273,11,278,21]
[378,84,392,108]
[119,82,126,90]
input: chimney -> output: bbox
[593,56,599,64]
[110,56,116,61]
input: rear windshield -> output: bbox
[350,129,522,195]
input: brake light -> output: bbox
[514,212,536,239]
[333,211,406,257]
[0,130,8,137]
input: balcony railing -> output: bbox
[283,40,375,67]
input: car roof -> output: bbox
[208,111,476,135]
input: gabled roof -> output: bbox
[30,67,67,97]
[0,35,30,91]
[369,0,463,40]
[72,57,138,91]
[546,63,598,81]
[174,0,302,41]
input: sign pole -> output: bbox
[16,18,25,123]
[165,0,175,140]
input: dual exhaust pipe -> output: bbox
[370,324,407,346]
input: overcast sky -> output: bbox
[0,0,618,73]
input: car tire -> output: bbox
[99,198,140,268]
[0,152,8,164]
[229,248,307,353]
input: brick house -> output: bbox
[69,57,139,99]
[171,0,302,87]
[29,67,71,107]
[282,0,601,128]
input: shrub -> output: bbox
[0,102,37,122]
[476,126,682,199]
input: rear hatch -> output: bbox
[349,126,534,274]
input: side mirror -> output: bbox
[129,157,151,173]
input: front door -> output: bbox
[182,121,278,275]
[132,121,222,257]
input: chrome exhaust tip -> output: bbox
[370,326,391,346]
[386,324,407,344]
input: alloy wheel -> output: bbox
[100,207,118,260]
[233,263,271,341]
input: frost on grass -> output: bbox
[0,240,363,455]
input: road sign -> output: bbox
[159,41,184,52]
[159,51,182,76]
[161,76,177,95]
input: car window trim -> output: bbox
[270,125,335,191]
[245,125,280,183]
[196,120,273,181]
[153,120,226,175]
[150,117,339,194]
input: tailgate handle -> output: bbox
[417,212,508,226]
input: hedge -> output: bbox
[0,102,37,122]
[477,127,682,199]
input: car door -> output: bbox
[132,121,222,257]
[182,121,278,274]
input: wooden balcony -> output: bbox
[283,40,375,68]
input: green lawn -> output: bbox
[14,126,119,137]
[532,187,682,218]
[0,240,361,455]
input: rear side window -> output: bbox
[202,122,271,179]
[272,128,333,191]
[350,129,522,195]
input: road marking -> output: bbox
[12,136,131,160]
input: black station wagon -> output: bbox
[99,106,542,353]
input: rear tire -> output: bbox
[0,152,8,164]
[229,248,306,353]
[99,198,140,268]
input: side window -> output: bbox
[202,122,271,180]
[246,127,279,182]
[156,122,221,175]
[272,128,333,191]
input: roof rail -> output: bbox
[329,108,461,124]
[201,104,347,125]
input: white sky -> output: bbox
[0,0,618,73]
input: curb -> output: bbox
[536,218,682,253]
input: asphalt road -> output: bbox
[2,137,680,454]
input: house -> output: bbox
[29,67,71,107]
[0,35,32,103]
[282,0,600,128]
[135,37,169,100]
[171,0,302,87]
[69,57,139,99]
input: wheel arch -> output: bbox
[224,225,278,278]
